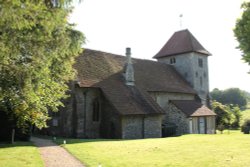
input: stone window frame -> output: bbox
[170,57,176,64]
[195,71,198,77]
[203,72,207,78]
[198,58,203,68]
[92,98,100,122]
[200,76,203,87]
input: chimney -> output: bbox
[124,47,135,86]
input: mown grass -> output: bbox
[56,131,250,167]
[0,142,43,167]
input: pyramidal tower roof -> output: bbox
[154,29,211,58]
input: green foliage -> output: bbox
[243,91,250,102]
[217,124,225,133]
[242,109,250,122]
[0,0,84,130]
[230,105,242,128]
[210,88,247,109]
[210,88,223,103]
[234,2,250,67]
[212,101,233,127]
[211,101,243,131]
[241,119,250,134]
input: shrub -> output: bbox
[217,124,225,134]
[241,119,250,134]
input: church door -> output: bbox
[199,117,206,134]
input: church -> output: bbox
[46,29,216,139]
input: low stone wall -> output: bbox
[144,115,163,138]
[122,116,143,139]
[121,115,163,139]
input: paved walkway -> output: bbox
[31,137,85,167]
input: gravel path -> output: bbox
[31,137,85,167]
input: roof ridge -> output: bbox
[174,29,189,33]
[186,30,196,52]
[84,48,162,63]
[83,48,125,58]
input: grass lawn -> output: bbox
[56,131,250,167]
[0,142,43,167]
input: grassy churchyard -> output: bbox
[1,108,250,167]
[0,131,250,167]
[0,142,43,167]
[56,131,250,167]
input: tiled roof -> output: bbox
[171,100,216,117]
[154,29,211,58]
[75,49,196,93]
[74,49,197,115]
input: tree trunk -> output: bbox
[11,129,15,144]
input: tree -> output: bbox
[210,88,247,109]
[210,88,223,103]
[241,119,250,134]
[0,0,85,130]
[211,101,236,132]
[230,105,242,128]
[234,2,250,67]
[243,90,250,104]
[212,101,243,131]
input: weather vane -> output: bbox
[179,14,183,29]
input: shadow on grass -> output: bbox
[28,135,119,147]
[32,131,248,147]
[0,141,34,148]
[54,138,129,145]
[31,133,185,145]
[53,135,183,145]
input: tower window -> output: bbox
[170,57,176,64]
[204,72,207,78]
[200,77,203,87]
[195,72,198,77]
[92,98,100,122]
[198,58,203,67]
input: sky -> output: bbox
[70,0,250,92]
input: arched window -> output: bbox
[92,98,100,122]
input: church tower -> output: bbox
[153,29,211,105]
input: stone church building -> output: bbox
[47,29,216,139]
